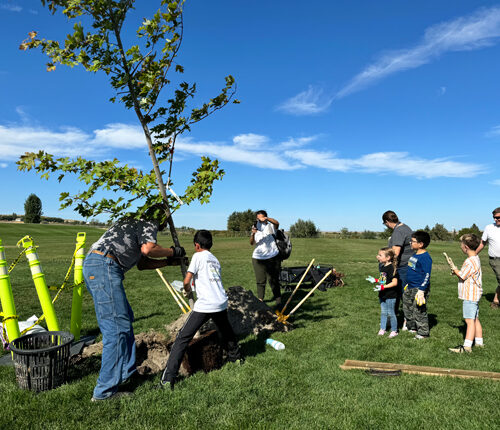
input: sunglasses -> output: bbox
[494,216,500,220]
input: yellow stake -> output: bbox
[0,239,21,342]
[18,236,60,332]
[70,232,86,340]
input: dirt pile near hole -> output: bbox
[165,286,292,340]
[78,331,171,376]
[75,287,289,376]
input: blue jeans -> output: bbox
[380,298,397,331]
[83,253,136,400]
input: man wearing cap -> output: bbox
[83,204,185,401]
[476,206,500,309]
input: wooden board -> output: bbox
[340,359,500,381]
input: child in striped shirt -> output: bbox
[448,234,483,353]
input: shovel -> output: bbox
[277,269,333,323]
[275,258,315,320]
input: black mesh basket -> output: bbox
[9,331,74,392]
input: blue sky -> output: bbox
[1,0,500,232]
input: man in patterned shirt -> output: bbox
[448,234,483,353]
[83,204,186,401]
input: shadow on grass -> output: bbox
[278,289,333,329]
[484,293,496,304]
[450,321,467,338]
[134,312,164,323]
[67,355,158,392]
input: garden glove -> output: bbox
[365,276,376,284]
[171,246,186,257]
[373,284,384,292]
[415,290,426,306]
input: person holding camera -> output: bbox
[250,210,282,306]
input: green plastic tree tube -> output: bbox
[0,239,21,342]
[70,232,86,340]
[19,236,60,332]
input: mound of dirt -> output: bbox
[165,286,292,340]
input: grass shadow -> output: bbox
[484,292,496,303]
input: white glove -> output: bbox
[365,276,376,284]
[415,290,426,306]
[373,284,384,292]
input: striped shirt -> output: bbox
[457,255,482,302]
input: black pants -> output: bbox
[161,309,241,383]
[252,255,281,300]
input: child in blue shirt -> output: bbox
[403,230,432,339]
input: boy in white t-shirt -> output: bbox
[159,230,243,390]
[448,234,484,353]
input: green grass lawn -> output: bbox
[0,223,499,429]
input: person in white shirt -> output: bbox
[158,230,243,390]
[250,210,282,306]
[476,206,500,309]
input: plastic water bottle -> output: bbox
[266,338,285,350]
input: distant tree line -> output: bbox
[226,210,481,241]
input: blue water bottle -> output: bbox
[266,338,285,350]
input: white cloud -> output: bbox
[0,121,487,179]
[176,137,302,170]
[278,136,320,149]
[0,163,7,168]
[92,123,145,149]
[0,122,145,161]
[277,86,333,115]
[485,125,500,137]
[491,179,500,186]
[286,150,486,178]
[0,4,22,12]
[438,86,447,96]
[337,7,500,98]
[232,133,269,149]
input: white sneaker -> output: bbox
[388,331,398,338]
[377,329,386,336]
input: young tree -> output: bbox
[24,193,43,223]
[17,1,239,275]
[227,209,255,232]
[290,219,319,238]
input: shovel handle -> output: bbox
[287,269,333,317]
[279,258,315,315]
[156,269,188,313]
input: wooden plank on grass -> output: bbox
[340,359,500,381]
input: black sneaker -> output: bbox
[155,379,175,391]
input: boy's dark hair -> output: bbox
[460,233,481,251]
[382,210,399,223]
[412,230,431,248]
[193,229,213,250]
[493,207,500,216]
[256,210,268,217]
